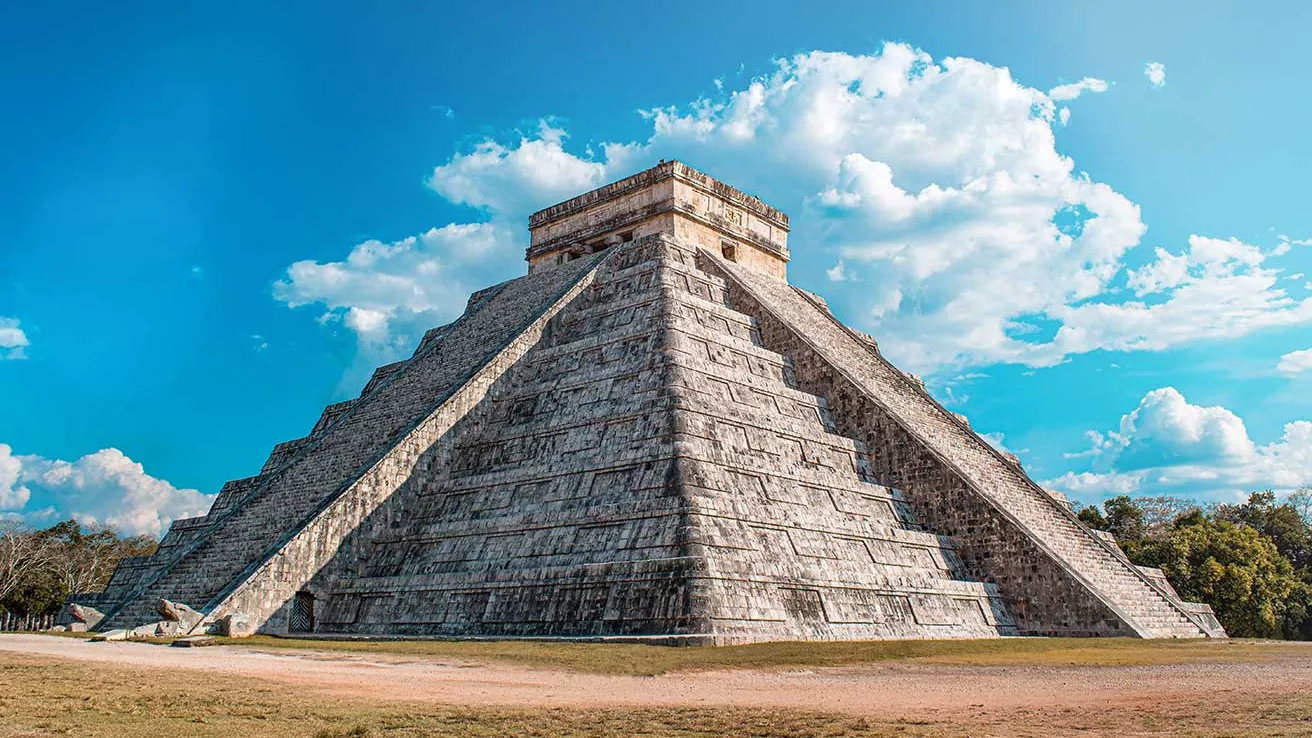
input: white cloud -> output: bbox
[1048,77,1108,101]
[1144,61,1167,88]
[980,431,1009,452]
[0,445,30,510]
[1278,348,1312,376]
[1052,469,1145,497]
[0,317,29,360]
[0,444,213,537]
[278,43,1306,379]
[1119,387,1255,464]
[1043,235,1312,359]
[274,223,515,358]
[1275,234,1312,256]
[427,122,605,217]
[826,261,853,282]
[1045,387,1312,501]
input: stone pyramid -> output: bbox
[79,161,1225,642]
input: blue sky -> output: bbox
[2,1,1310,535]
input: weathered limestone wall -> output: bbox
[670,211,787,281]
[701,251,1213,638]
[664,243,1011,640]
[313,235,700,637]
[95,254,605,631]
[305,235,1010,642]
[527,161,789,280]
[529,177,675,254]
[207,252,614,632]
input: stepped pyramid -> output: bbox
[80,161,1225,642]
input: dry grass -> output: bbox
[2,650,1310,737]
[211,634,1310,676]
[0,652,918,738]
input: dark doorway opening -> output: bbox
[290,591,315,633]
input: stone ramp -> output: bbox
[703,250,1216,639]
[96,254,606,632]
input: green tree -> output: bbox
[1215,491,1312,570]
[1139,514,1310,638]
[0,519,157,618]
[1077,505,1108,531]
[37,520,156,595]
[1102,495,1146,543]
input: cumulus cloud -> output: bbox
[277,42,1307,378]
[274,223,516,359]
[0,443,213,537]
[0,445,30,510]
[0,317,29,360]
[427,122,606,217]
[1045,388,1312,501]
[1278,348,1312,376]
[1145,61,1167,88]
[274,123,612,380]
[1044,235,1312,359]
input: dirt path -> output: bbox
[5,634,1310,718]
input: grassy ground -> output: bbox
[0,651,926,738]
[2,650,1310,738]
[9,629,1311,675]
[209,634,1308,676]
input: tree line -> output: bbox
[1077,489,1312,639]
[0,519,156,624]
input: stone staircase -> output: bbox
[654,241,1017,639]
[95,255,604,632]
[701,250,1217,639]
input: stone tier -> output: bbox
[305,236,1012,641]
[702,250,1217,638]
[94,253,604,631]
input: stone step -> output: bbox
[703,251,1210,639]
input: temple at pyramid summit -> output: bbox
[66,161,1226,642]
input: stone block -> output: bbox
[156,599,204,632]
[213,612,254,638]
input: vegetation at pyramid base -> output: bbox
[1077,489,1312,640]
[0,519,156,620]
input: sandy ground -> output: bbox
[3,634,1310,719]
